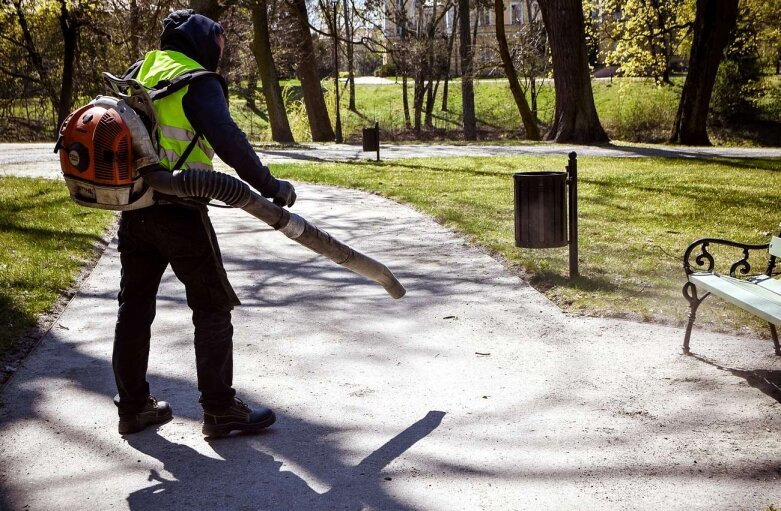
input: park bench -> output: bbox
[682,234,781,355]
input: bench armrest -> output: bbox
[683,238,775,278]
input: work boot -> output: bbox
[117,395,173,435]
[202,398,276,438]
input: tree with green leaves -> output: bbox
[1,0,127,130]
[599,0,694,84]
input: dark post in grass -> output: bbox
[513,152,579,279]
[567,152,579,278]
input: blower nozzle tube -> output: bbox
[142,169,406,299]
[107,95,404,299]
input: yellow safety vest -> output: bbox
[135,50,215,171]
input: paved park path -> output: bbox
[2,141,781,180]
[1,145,781,510]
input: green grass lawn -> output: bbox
[0,177,114,359]
[272,155,781,337]
[228,77,701,144]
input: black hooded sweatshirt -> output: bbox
[158,11,279,198]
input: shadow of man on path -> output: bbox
[126,410,446,510]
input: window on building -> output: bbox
[394,9,405,36]
[481,7,491,25]
[511,3,523,24]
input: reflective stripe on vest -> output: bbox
[159,125,215,159]
[135,50,215,171]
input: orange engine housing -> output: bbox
[59,104,133,184]
[58,103,142,209]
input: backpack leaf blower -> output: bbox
[55,75,406,299]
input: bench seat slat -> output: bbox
[689,273,781,326]
[770,236,781,258]
[757,277,781,295]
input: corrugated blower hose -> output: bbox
[55,92,406,300]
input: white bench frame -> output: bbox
[682,235,781,355]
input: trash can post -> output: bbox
[567,152,579,278]
[375,121,380,162]
[513,154,580,280]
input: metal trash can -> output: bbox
[362,125,379,152]
[362,122,380,162]
[513,171,568,248]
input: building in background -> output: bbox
[382,0,542,75]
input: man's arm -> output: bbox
[182,77,294,206]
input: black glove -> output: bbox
[273,180,296,208]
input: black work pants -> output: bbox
[113,203,240,415]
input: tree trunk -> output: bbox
[12,0,58,123]
[442,10,458,112]
[425,77,438,128]
[402,74,411,129]
[494,0,540,140]
[413,69,425,133]
[661,30,673,85]
[129,0,141,58]
[343,0,356,112]
[250,0,295,143]
[458,0,476,140]
[525,0,541,119]
[538,0,608,144]
[288,0,335,141]
[669,0,739,145]
[57,0,77,129]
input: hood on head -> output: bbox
[160,9,224,71]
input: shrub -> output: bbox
[710,59,761,122]
[597,80,678,142]
[373,63,397,77]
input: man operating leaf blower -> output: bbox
[112,10,294,437]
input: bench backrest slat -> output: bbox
[771,236,781,258]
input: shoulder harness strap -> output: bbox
[151,70,227,170]
[148,69,228,101]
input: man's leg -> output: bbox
[161,205,274,436]
[113,212,169,419]
[158,206,238,408]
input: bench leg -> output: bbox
[769,323,781,356]
[682,282,708,355]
